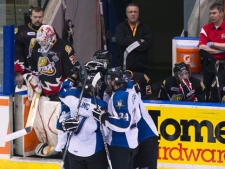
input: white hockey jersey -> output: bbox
[58,79,107,157]
[106,88,141,149]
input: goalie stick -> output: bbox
[123,41,140,71]
[92,72,113,169]
[61,60,88,169]
[4,92,40,142]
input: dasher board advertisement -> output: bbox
[144,100,225,168]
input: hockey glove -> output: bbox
[62,117,80,132]
[180,79,196,101]
[92,107,111,125]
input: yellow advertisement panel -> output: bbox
[145,101,225,167]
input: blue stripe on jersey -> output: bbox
[137,117,157,143]
[74,116,87,135]
[111,131,129,147]
[95,123,105,152]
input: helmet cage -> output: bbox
[173,62,190,78]
[105,67,126,84]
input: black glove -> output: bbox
[92,107,110,125]
[62,117,80,132]
[180,79,195,100]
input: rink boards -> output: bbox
[0,93,225,169]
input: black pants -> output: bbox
[202,65,215,101]
[68,149,108,169]
[133,136,159,169]
[109,146,138,169]
[202,62,225,101]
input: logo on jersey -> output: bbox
[27,32,36,36]
[171,87,180,92]
[65,45,72,55]
[38,57,56,76]
[116,100,124,109]
[222,34,225,39]
[52,54,59,62]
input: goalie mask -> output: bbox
[173,62,190,81]
[105,67,127,84]
[91,50,112,69]
[36,25,56,53]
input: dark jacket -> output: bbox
[116,20,153,73]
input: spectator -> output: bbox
[14,6,44,88]
[158,62,206,102]
[198,2,225,101]
[116,3,153,74]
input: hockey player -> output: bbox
[90,50,112,100]
[125,71,159,169]
[126,70,152,100]
[25,25,79,156]
[158,62,206,101]
[56,65,108,169]
[15,6,44,88]
[91,50,112,67]
[92,67,142,169]
[29,25,78,98]
[132,97,159,169]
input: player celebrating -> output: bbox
[56,63,108,169]
[92,66,141,169]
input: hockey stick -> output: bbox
[60,60,87,169]
[199,49,221,102]
[123,41,140,71]
[99,0,107,50]
[4,92,40,142]
[91,72,113,169]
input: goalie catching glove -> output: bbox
[92,107,111,125]
[180,79,196,101]
[62,117,80,132]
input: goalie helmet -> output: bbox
[91,50,112,68]
[105,67,127,84]
[173,62,190,80]
[36,25,56,53]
